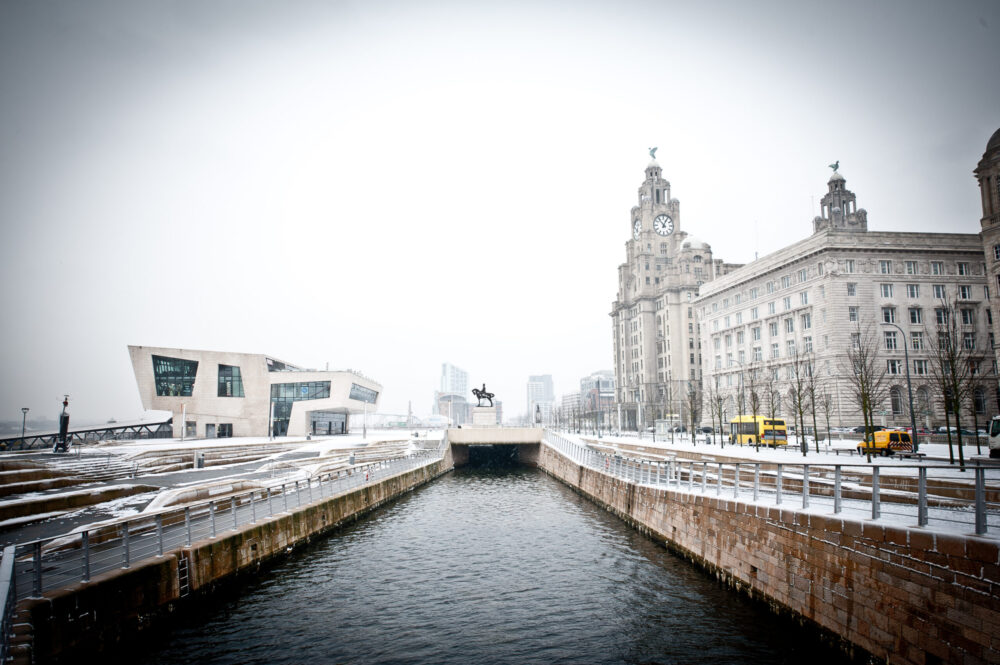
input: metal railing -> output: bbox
[4,447,443,604]
[543,431,999,536]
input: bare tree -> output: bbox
[762,361,783,445]
[929,298,976,469]
[683,381,702,441]
[818,388,835,448]
[842,321,890,461]
[804,354,821,453]
[745,360,763,452]
[705,375,726,447]
[787,345,811,457]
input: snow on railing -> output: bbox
[542,430,999,537]
[9,446,444,600]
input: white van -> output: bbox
[989,416,1000,459]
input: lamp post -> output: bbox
[883,321,919,452]
[20,407,28,448]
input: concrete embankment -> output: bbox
[15,450,454,664]
[535,442,1000,665]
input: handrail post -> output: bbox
[82,530,90,583]
[917,467,928,526]
[753,464,760,502]
[716,463,722,496]
[701,462,707,493]
[872,467,881,520]
[251,491,257,524]
[210,501,216,538]
[32,542,42,597]
[268,487,274,516]
[156,514,164,556]
[834,466,842,514]
[282,484,289,513]
[122,521,130,569]
[975,467,987,535]
[776,465,783,505]
[688,461,694,491]
[185,507,192,546]
[802,465,810,509]
[231,497,238,531]
[733,463,739,499]
[295,481,301,508]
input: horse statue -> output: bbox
[471,384,495,407]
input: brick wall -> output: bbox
[537,444,1000,665]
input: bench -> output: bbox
[894,451,926,460]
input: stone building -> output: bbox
[610,156,740,431]
[976,128,1000,375]
[694,171,996,430]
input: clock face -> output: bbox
[632,219,641,240]
[654,214,674,236]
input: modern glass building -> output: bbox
[129,346,381,438]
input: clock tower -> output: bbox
[611,150,718,432]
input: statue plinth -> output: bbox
[472,407,498,426]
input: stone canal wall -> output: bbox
[536,442,1000,665]
[17,454,453,663]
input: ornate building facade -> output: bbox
[695,171,995,430]
[976,128,1000,375]
[610,156,739,430]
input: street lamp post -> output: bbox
[20,407,28,448]
[883,321,919,452]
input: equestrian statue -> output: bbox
[472,384,495,407]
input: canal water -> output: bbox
[132,467,855,665]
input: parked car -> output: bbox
[697,426,714,434]
[857,430,913,456]
[851,425,884,433]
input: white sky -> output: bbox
[1,0,998,423]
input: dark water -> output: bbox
[131,468,854,665]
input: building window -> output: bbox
[725,334,732,347]
[906,284,919,298]
[152,355,198,397]
[771,343,780,359]
[851,333,861,350]
[849,306,859,322]
[884,331,898,350]
[909,308,922,324]
[768,301,776,314]
[737,330,745,344]
[957,262,969,276]
[272,381,332,401]
[217,365,245,398]
[847,283,857,296]
[964,332,976,350]
[845,259,855,273]
[961,309,975,325]
[935,308,949,325]
[911,331,924,350]
[781,276,791,288]
[751,307,759,320]
[785,318,794,333]
[882,307,896,324]
[931,261,942,275]
[786,340,796,355]
[766,282,775,294]
[913,359,928,375]
[994,245,1000,261]
[798,268,808,282]
[769,322,779,336]
[905,261,917,275]
[880,283,893,298]
[804,336,813,353]
[959,285,972,299]
[890,386,904,415]
[783,296,792,310]
[933,284,946,299]
[751,327,761,341]
[975,388,987,414]
[752,347,762,361]
[879,260,892,274]
[724,316,731,328]
[800,291,808,305]
[750,287,759,299]
[887,360,902,375]
[801,313,812,329]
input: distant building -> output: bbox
[440,363,469,396]
[527,374,555,424]
[561,392,581,419]
[128,346,380,438]
[580,370,615,416]
[436,362,471,425]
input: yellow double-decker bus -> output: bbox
[729,415,788,447]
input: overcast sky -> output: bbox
[1,0,998,424]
